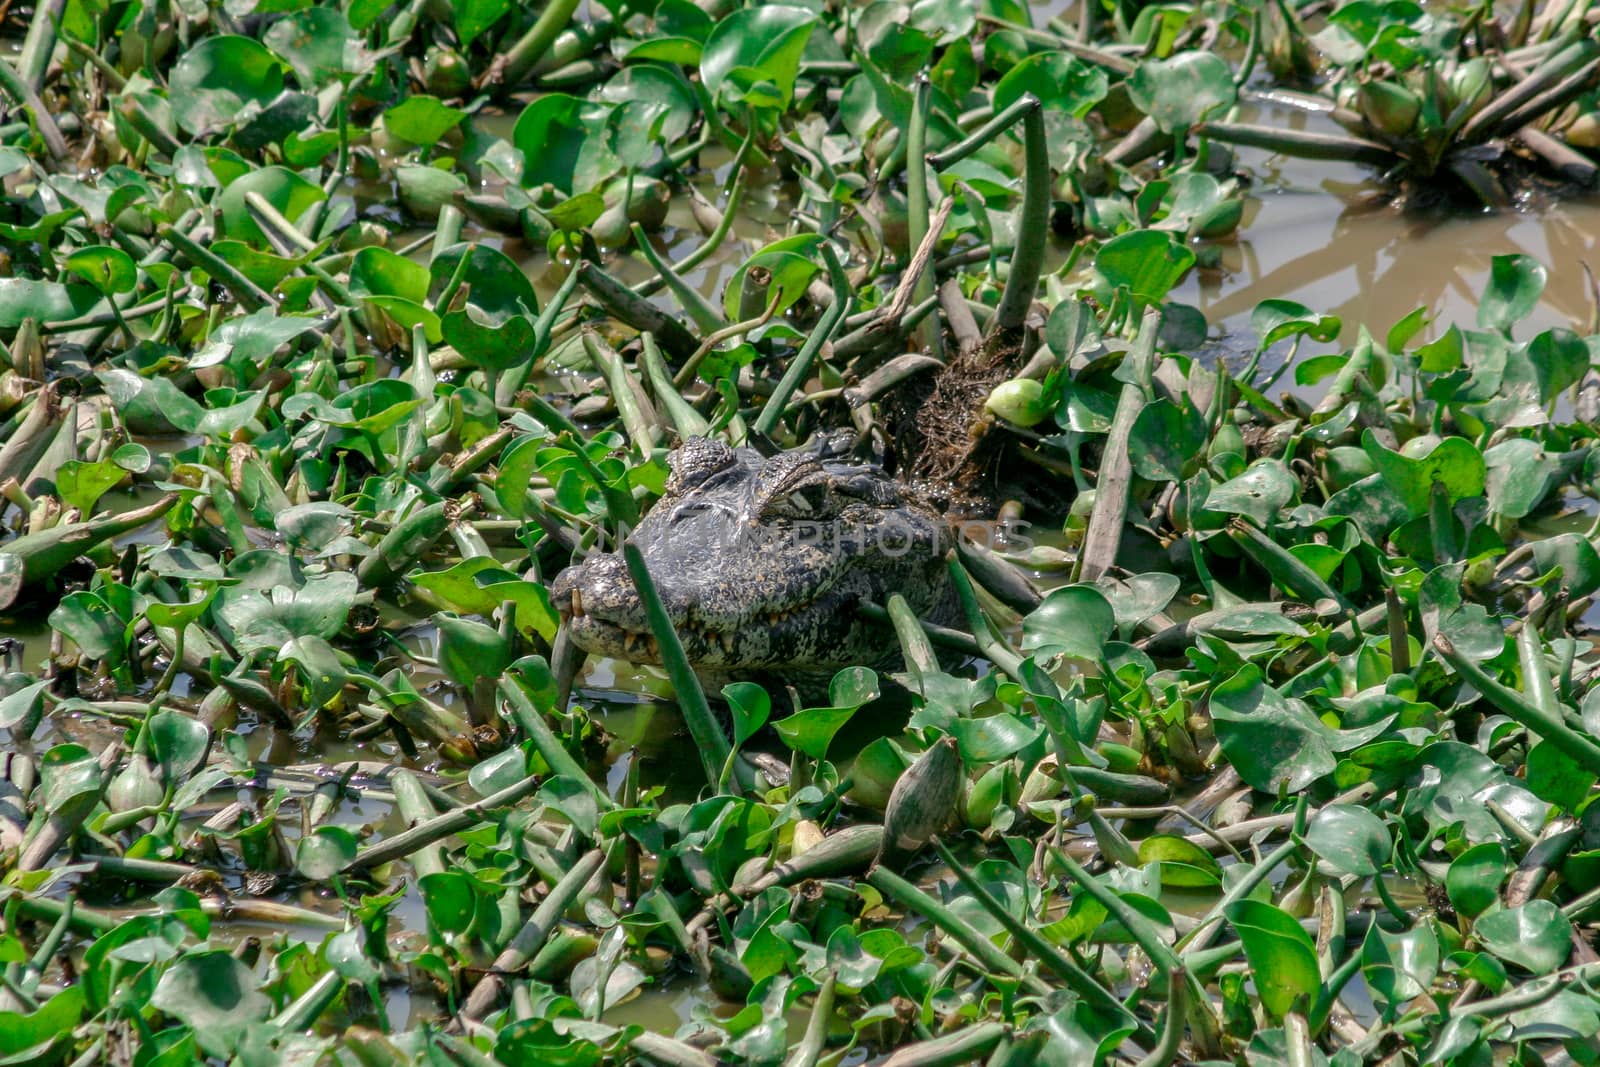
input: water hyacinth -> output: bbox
[1,0,1600,1064]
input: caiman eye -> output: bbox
[779,483,829,516]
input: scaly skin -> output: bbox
[552,436,953,676]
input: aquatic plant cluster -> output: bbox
[4,0,1600,1063]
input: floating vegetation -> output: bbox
[3,0,1600,1064]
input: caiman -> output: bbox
[551,435,953,680]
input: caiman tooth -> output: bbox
[570,588,584,617]
[720,632,736,655]
[873,735,962,873]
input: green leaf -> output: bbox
[597,65,698,145]
[1128,398,1205,481]
[168,36,289,136]
[773,668,879,760]
[1022,586,1115,662]
[442,306,537,373]
[63,245,137,295]
[55,459,127,516]
[1474,900,1573,974]
[1205,459,1296,525]
[1252,299,1340,348]
[384,95,467,144]
[1210,665,1336,793]
[278,634,349,709]
[1445,842,1507,920]
[512,93,620,195]
[1477,253,1546,334]
[467,745,528,798]
[949,711,1044,763]
[434,613,513,686]
[1483,438,1560,520]
[1361,922,1439,1008]
[546,190,606,232]
[1363,430,1486,516]
[296,824,359,880]
[1304,804,1391,877]
[217,165,325,248]
[216,556,357,654]
[98,370,265,437]
[723,235,826,321]
[0,279,100,328]
[452,0,510,46]
[349,246,430,303]
[0,679,49,732]
[1127,51,1237,132]
[992,52,1108,118]
[410,557,559,641]
[419,871,479,935]
[1093,229,1195,306]
[149,709,210,783]
[723,681,771,748]
[1415,324,1463,373]
[701,5,816,106]
[0,985,85,1060]
[1225,899,1321,1020]
[429,243,539,319]
[1138,833,1223,887]
[50,591,129,668]
[149,952,271,1056]
[1513,328,1589,407]
[39,745,102,813]
[263,7,359,87]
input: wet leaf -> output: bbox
[1210,665,1336,792]
[1362,922,1439,1010]
[1445,842,1507,920]
[1225,899,1320,1020]
[169,36,288,136]
[701,5,817,107]
[1477,253,1546,334]
[1128,51,1237,132]
[1305,804,1391,876]
[1022,586,1116,662]
[1206,459,1297,525]
[1474,900,1572,974]
[63,245,137,295]
[150,952,271,1056]
[993,52,1107,117]
[1094,229,1195,305]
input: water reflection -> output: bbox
[1183,104,1600,342]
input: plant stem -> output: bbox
[495,0,584,94]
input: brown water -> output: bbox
[1183,102,1600,343]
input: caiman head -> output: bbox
[551,436,952,675]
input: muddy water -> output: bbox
[1184,101,1600,343]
